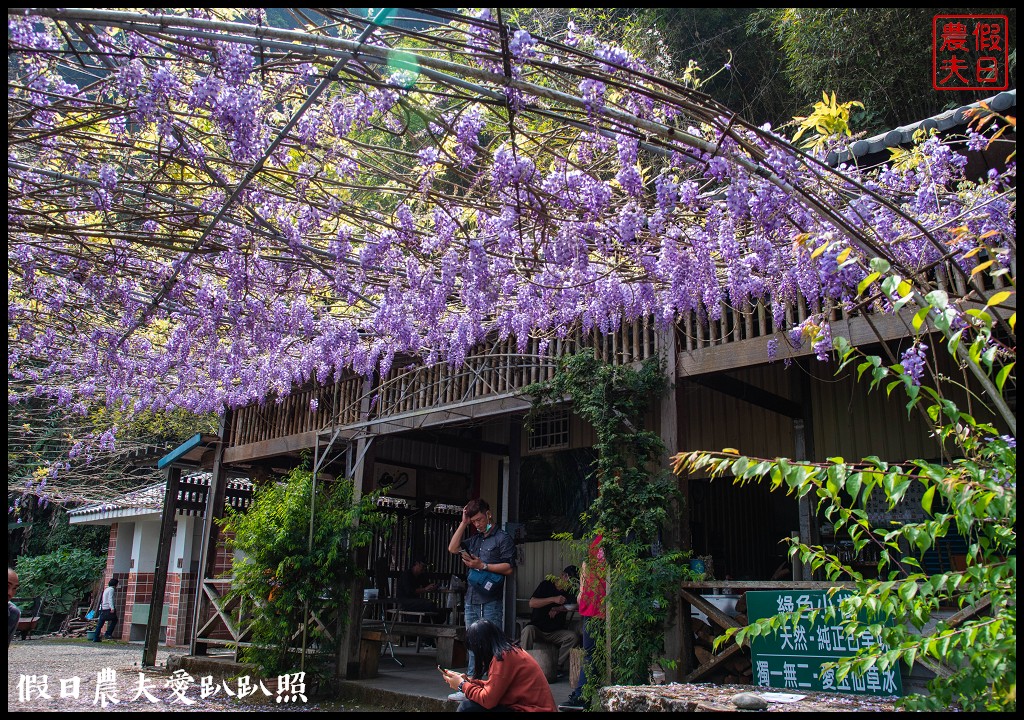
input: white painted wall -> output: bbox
[131,520,161,572]
[112,522,135,574]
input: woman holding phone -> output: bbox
[440,619,557,712]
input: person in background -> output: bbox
[440,618,557,712]
[563,535,606,709]
[8,568,20,647]
[446,498,516,701]
[519,565,581,679]
[395,556,447,644]
[396,556,441,614]
[93,578,119,642]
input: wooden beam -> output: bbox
[681,589,742,631]
[946,595,992,628]
[223,429,318,464]
[682,641,744,683]
[678,306,922,377]
[223,395,534,465]
[396,428,510,456]
[910,595,994,679]
[190,410,231,656]
[691,374,803,419]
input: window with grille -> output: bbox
[528,407,570,452]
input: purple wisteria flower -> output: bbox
[900,343,929,386]
[508,30,537,60]
[5,9,1018,490]
[454,107,485,168]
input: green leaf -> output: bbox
[965,308,994,328]
[981,345,997,370]
[925,290,949,310]
[846,473,862,503]
[857,272,880,296]
[933,309,953,334]
[995,362,1014,393]
[880,275,901,299]
[869,258,891,274]
[947,329,964,357]
[912,307,930,332]
[871,365,890,386]
[857,361,873,381]
[892,292,914,312]
[984,290,1012,308]
[833,336,852,358]
[921,485,936,515]
[969,339,983,366]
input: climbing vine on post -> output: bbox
[526,351,694,701]
[219,464,389,681]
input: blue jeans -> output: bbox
[463,599,503,677]
[572,619,598,693]
[94,609,117,641]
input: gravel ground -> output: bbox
[7,637,388,712]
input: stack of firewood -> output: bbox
[49,613,96,639]
[692,593,752,685]
[62,618,96,638]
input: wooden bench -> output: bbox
[387,607,454,652]
[385,622,466,667]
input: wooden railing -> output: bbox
[227,257,1014,451]
[228,373,363,449]
[677,260,1015,372]
[193,578,337,661]
[227,318,661,450]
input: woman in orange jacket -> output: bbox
[441,619,557,712]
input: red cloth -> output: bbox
[461,647,558,712]
[577,535,606,618]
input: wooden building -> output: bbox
[172,256,1011,679]
[151,91,1016,680]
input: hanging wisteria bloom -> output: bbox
[901,343,929,386]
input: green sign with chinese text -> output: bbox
[746,589,902,697]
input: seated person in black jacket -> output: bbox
[519,565,581,675]
[396,557,446,622]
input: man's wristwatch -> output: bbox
[482,563,488,571]
[458,680,466,692]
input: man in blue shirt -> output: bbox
[447,498,516,698]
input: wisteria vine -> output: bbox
[7,8,1016,498]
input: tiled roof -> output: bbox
[68,472,253,522]
[827,89,1016,166]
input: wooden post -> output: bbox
[503,418,522,638]
[143,465,180,668]
[657,324,688,682]
[339,379,376,681]
[794,360,819,580]
[190,411,231,656]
